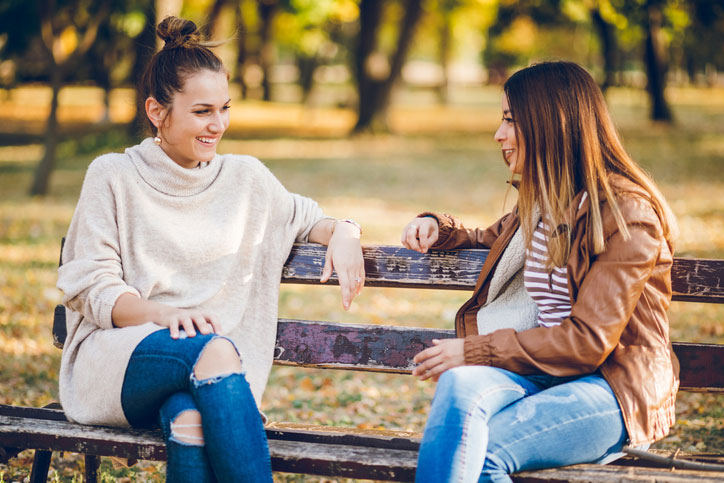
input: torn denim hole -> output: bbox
[191,370,245,388]
[188,335,246,388]
[169,422,204,446]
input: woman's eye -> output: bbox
[502,116,515,123]
[222,105,231,111]
[194,110,209,115]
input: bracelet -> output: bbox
[334,218,362,235]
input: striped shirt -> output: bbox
[524,220,571,327]
[524,193,588,327]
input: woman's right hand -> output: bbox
[112,293,218,339]
[153,306,218,339]
[401,216,439,253]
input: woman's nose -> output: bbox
[494,124,505,143]
[208,112,223,132]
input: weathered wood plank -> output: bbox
[50,314,724,391]
[0,405,420,451]
[0,415,418,481]
[671,258,724,304]
[0,403,66,421]
[265,422,421,451]
[4,415,724,482]
[282,244,487,290]
[283,244,724,303]
[270,439,417,481]
[273,320,724,392]
[673,342,724,392]
[513,462,724,482]
[0,415,167,461]
[274,319,453,372]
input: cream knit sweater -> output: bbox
[57,138,325,427]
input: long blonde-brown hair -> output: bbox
[504,61,677,267]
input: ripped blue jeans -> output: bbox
[415,366,631,483]
[120,329,272,483]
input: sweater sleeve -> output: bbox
[463,195,664,375]
[57,157,140,330]
[418,211,515,250]
[260,161,325,243]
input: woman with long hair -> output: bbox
[57,17,365,482]
[402,61,679,482]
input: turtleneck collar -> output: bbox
[125,138,224,197]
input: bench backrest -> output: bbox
[53,244,724,392]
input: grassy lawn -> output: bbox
[0,83,723,482]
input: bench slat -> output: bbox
[4,414,723,482]
[0,414,418,481]
[283,244,724,303]
[274,319,452,372]
[51,313,724,391]
[0,404,420,451]
[274,320,724,392]
[513,463,724,482]
[283,244,487,290]
[671,258,724,303]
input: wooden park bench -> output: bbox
[1,243,724,482]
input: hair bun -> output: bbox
[157,16,201,49]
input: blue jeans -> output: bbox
[120,329,272,483]
[415,366,630,483]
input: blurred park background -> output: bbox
[1,0,723,481]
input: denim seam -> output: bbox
[457,385,526,483]
[488,409,622,468]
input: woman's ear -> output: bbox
[145,97,167,129]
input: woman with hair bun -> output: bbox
[57,16,365,482]
[401,61,679,482]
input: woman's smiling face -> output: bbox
[494,94,524,175]
[152,69,230,169]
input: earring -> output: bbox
[153,132,162,145]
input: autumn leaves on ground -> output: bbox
[1,85,723,482]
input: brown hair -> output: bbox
[503,61,677,267]
[139,17,226,133]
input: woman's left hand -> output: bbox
[321,221,365,310]
[412,338,465,381]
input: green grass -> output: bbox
[1,84,723,481]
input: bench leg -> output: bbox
[29,450,52,483]
[85,454,100,483]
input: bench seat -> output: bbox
[3,404,724,482]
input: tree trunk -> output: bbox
[128,3,157,138]
[353,0,424,133]
[31,0,110,196]
[31,66,62,196]
[643,1,672,121]
[202,0,228,39]
[297,54,318,104]
[353,0,384,132]
[590,7,617,92]
[235,1,248,98]
[258,0,277,102]
[436,10,452,104]
[88,41,113,123]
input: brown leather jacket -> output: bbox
[427,174,678,446]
